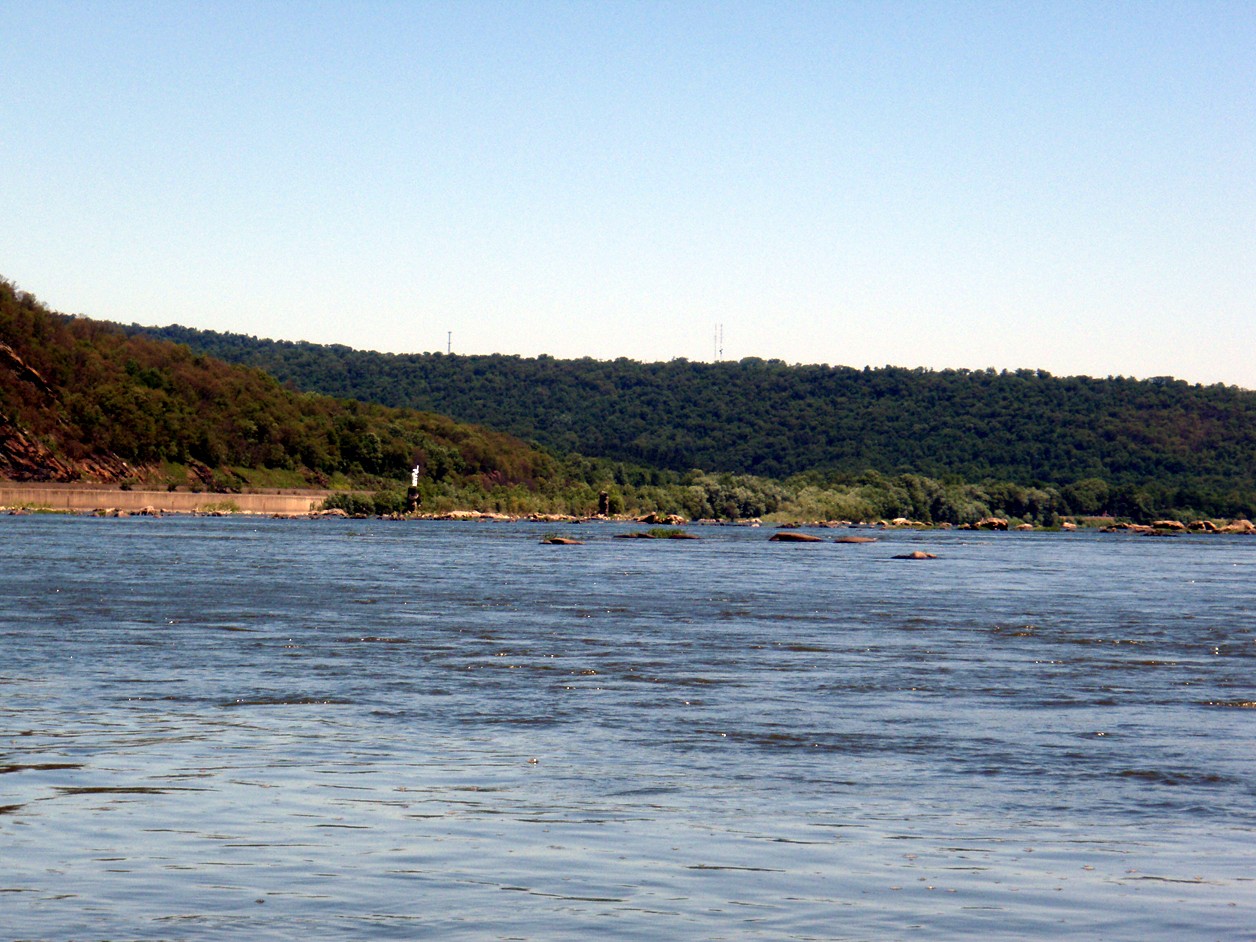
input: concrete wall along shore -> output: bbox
[0,486,327,515]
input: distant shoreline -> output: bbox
[5,483,1255,535]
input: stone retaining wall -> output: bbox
[0,486,327,515]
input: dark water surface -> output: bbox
[2,516,1254,940]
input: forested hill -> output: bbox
[131,323,1256,495]
[0,281,557,494]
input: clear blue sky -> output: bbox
[3,1,1253,387]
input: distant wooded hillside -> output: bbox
[0,281,557,498]
[130,324,1256,502]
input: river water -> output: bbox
[2,516,1254,940]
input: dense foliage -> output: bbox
[6,278,1254,522]
[129,323,1256,517]
[0,281,556,494]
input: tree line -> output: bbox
[129,323,1256,519]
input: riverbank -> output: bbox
[4,482,1254,533]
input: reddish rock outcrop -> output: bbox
[1,341,135,482]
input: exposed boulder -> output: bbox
[770,532,824,542]
[1100,523,1157,534]
[636,512,687,525]
[1152,519,1187,531]
[892,550,937,559]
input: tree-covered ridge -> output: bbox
[8,277,1254,523]
[130,323,1256,498]
[0,281,556,494]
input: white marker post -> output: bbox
[407,464,422,513]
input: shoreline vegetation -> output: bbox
[3,483,1253,535]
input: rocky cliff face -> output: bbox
[0,419,131,481]
[0,342,130,482]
